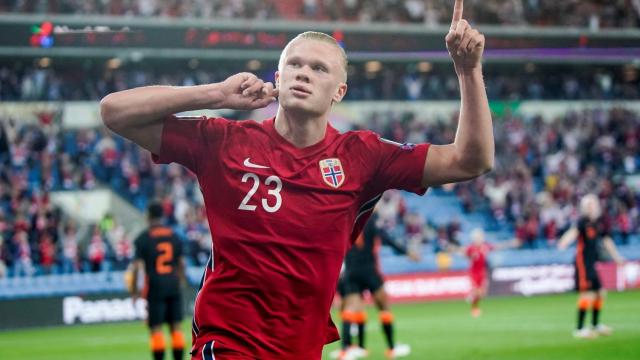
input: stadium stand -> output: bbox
[1,0,638,28]
[1,104,638,292]
[0,1,638,314]
[1,62,638,101]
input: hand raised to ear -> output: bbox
[218,73,279,110]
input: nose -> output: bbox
[295,68,310,83]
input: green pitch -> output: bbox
[0,291,638,360]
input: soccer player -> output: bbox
[336,208,419,360]
[557,194,625,339]
[101,1,492,357]
[455,228,520,317]
[129,202,187,360]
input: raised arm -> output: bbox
[100,73,278,154]
[493,238,522,250]
[447,243,467,256]
[422,0,493,187]
[557,227,578,250]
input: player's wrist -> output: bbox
[454,63,483,77]
[199,83,227,109]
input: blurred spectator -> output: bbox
[446,217,462,246]
[60,220,80,273]
[12,231,34,276]
[616,204,632,245]
[404,209,428,244]
[38,233,56,274]
[1,62,639,102]
[0,102,638,277]
[377,190,406,230]
[0,235,7,278]
[2,0,638,28]
[87,225,107,272]
[108,219,133,270]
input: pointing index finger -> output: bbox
[450,0,464,30]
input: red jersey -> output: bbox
[153,116,429,359]
[466,242,494,276]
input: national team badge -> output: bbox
[319,158,345,188]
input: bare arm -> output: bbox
[100,85,222,154]
[448,244,467,256]
[603,236,625,264]
[557,227,578,250]
[177,256,187,288]
[129,259,144,298]
[422,0,494,187]
[100,73,278,154]
[493,238,522,250]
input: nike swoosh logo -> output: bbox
[243,158,270,169]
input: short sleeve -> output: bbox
[151,115,229,174]
[362,134,429,196]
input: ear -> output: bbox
[332,82,348,104]
[274,71,280,88]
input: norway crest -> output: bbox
[319,158,345,188]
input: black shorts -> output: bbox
[574,261,601,292]
[341,268,384,296]
[147,293,184,328]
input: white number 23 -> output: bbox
[238,173,283,213]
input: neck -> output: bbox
[274,107,329,148]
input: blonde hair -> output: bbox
[470,228,485,243]
[278,31,348,81]
[580,193,601,217]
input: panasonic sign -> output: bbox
[63,296,147,325]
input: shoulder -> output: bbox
[339,129,419,152]
[335,129,383,150]
[134,231,148,247]
[223,118,262,128]
[339,129,379,141]
[171,116,258,130]
[150,226,174,238]
[576,217,587,229]
[219,118,271,136]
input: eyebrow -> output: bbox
[287,56,331,71]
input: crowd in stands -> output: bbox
[486,106,640,248]
[0,116,211,277]
[2,62,638,102]
[2,0,639,28]
[356,106,640,249]
[1,103,638,278]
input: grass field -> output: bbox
[1,291,638,360]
